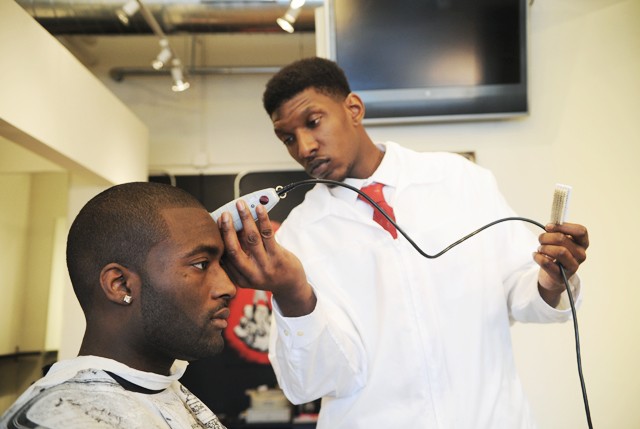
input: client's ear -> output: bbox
[99,263,139,306]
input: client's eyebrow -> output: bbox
[180,244,222,260]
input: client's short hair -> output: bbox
[66,182,203,311]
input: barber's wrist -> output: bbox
[273,282,317,317]
[537,282,563,308]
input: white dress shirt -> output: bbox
[270,142,581,429]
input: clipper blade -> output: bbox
[550,184,572,225]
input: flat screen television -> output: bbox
[322,0,529,124]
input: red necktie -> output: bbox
[358,182,398,239]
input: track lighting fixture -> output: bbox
[115,0,140,26]
[170,59,190,92]
[115,0,190,91]
[152,38,172,70]
[276,8,300,33]
[277,0,306,33]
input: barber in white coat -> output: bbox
[219,57,589,429]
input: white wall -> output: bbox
[34,0,640,427]
[0,175,30,355]
[0,1,150,411]
[19,173,69,352]
[0,1,149,186]
[84,32,317,175]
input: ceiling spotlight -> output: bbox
[290,0,306,9]
[170,59,190,92]
[276,6,301,33]
[116,0,140,26]
[152,38,172,70]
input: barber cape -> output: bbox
[0,355,225,429]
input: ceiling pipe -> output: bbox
[109,65,282,82]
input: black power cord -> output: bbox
[276,178,593,429]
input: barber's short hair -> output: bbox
[66,182,203,311]
[263,56,352,116]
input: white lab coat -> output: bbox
[270,142,580,429]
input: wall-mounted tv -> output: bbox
[323,0,529,124]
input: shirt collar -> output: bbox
[45,356,188,391]
[331,142,399,204]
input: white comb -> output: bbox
[550,184,572,225]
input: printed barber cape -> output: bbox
[0,356,225,429]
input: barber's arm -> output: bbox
[218,200,317,317]
[220,201,367,403]
[533,222,589,308]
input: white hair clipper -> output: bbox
[210,188,280,231]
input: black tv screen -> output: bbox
[325,0,528,123]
